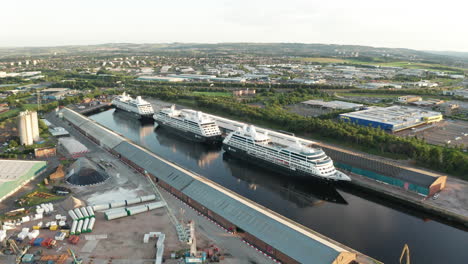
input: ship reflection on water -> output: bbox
[222,153,347,207]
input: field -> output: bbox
[296,57,467,73]
[192,91,232,97]
[0,109,20,120]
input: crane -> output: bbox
[68,248,83,264]
[400,244,410,264]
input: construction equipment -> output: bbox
[68,235,80,244]
[40,254,68,264]
[400,244,410,264]
[41,238,57,248]
[68,248,83,264]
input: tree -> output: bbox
[9,140,18,148]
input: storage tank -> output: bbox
[31,111,40,141]
[68,210,78,221]
[125,197,141,206]
[74,208,84,219]
[88,217,96,232]
[140,195,156,203]
[82,218,90,233]
[70,220,78,235]
[76,220,84,234]
[126,205,148,216]
[80,207,89,218]
[86,206,95,218]
[146,201,166,210]
[104,209,128,220]
[110,201,126,208]
[92,203,110,211]
[18,111,33,146]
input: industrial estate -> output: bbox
[0,43,467,264]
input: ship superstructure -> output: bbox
[111,92,154,119]
[223,125,350,181]
[153,105,222,143]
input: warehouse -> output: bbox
[339,106,443,132]
[0,159,47,202]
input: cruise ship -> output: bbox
[223,125,351,182]
[111,92,154,120]
[153,105,222,143]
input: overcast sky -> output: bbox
[2,0,467,51]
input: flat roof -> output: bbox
[302,100,363,109]
[0,160,46,183]
[42,88,70,93]
[340,106,442,126]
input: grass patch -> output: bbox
[192,91,232,97]
[295,57,348,63]
[0,109,20,120]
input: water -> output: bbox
[90,108,468,263]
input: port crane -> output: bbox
[400,244,410,264]
[68,248,83,264]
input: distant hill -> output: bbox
[1,43,468,69]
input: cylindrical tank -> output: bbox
[70,221,78,235]
[74,208,84,219]
[31,111,40,141]
[76,220,83,235]
[110,201,126,208]
[126,205,148,216]
[18,111,33,145]
[125,197,141,206]
[88,217,96,232]
[68,210,78,221]
[140,195,156,203]
[146,202,166,210]
[104,210,128,220]
[92,203,110,211]
[80,207,89,218]
[82,218,90,233]
[86,206,95,217]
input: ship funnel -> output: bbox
[136,96,142,103]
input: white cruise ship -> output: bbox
[223,125,351,182]
[111,92,154,120]
[153,105,222,143]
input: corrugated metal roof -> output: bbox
[61,108,89,127]
[113,142,194,190]
[80,121,125,149]
[112,141,341,263]
[182,181,340,264]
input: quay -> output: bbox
[59,107,381,264]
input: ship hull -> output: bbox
[113,105,154,121]
[155,122,222,144]
[223,144,339,182]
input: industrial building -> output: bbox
[339,106,443,132]
[301,100,363,110]
[0,159,47,202]
[18,110,40,145]
[136,76,184,82]
[60,107,369,264]
[41,88,76,100]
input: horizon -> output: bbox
[2,0,468,52]
[1,41,467,55]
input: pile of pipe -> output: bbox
[69,206,96,235]
[104,201,166,221]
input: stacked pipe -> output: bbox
[93,194,157,212]
[104,201,166,221]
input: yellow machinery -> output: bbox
[400,244,410,264]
